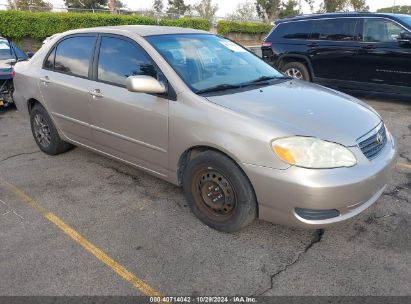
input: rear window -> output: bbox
[311,18,358,41]
[269,21,313,40]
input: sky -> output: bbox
[0,0,409,17]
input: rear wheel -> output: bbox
[183,150,257,232]
[282,62,311,81]
[30,104,72,155]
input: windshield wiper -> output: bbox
[196,84,243,94]
[246,75,291,85]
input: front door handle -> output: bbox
[89,89,103,98]
[40,76,51,84]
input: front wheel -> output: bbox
[183,150,257,232]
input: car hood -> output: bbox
[205,80,381,146]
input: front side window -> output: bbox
[0,39,13,60]
[146,34,284,93]
[97,36,157,86]
[54,36,96,77]
[311,18,358,41]
[363,18,403,42]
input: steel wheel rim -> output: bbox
[33,113,51,148]
[285,68,303,80]
[192,167,236,220]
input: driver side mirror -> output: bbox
[4,58,16,65]
[126,75,166,94]
[398,31,411,44]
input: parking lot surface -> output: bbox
[0,96,410,296]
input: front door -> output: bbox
[357,17,411,90]
[89,35,169,176]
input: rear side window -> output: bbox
[270,21,313,40]
[311,18,358,41]
[54,36,96,78]
[97,36,157,86]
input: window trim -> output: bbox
[42,33,98,80]
[275,16,409,43]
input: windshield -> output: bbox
[0,39,13,60]
[397,15,411,28]
[146,34,284,93]
[0,40,14,60]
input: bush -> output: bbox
[217,20,272,36]
[0,11,210,41]
[159,17,211,31]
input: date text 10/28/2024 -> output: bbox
[150,296,257,303]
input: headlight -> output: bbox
[272,136,357,169]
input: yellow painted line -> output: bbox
[397,163,411,170]
[0,177,161,297]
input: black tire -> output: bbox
[282,61,311,81]
[183,150,257,232]
[30,103,72,155]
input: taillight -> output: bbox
[11,66,15,79]
[262,41,272,47]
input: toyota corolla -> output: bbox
[13,26,397,232]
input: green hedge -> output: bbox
[158,17,211,31]
[0,11,211,41]
[217,20,272,36]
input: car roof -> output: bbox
[60,25,210,37]
[276,12,407,23]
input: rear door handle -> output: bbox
[307,42,319,47]
[89,89,103,98]
[40,76,51,84]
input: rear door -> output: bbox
[357,17,411,89]
[309,18,361,81]
[39,35,97,144]
[88,35,169,176]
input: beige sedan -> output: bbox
[13,26,397,232]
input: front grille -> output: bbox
[358,124,387,160]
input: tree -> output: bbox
[350,0,368,11]
[108,0,125,12]
[377,5,411,14]
[304,0,314,12]
[167,0,190,15]
[319,0,347,12]
[7,0,52,11]
[192,0,218,20]
[255,0,281,23]
[227,2,257,21]
[154,0,164,14]
[318,0,369,13]
[64,0,107,9]
[279,0,299,18]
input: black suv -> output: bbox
[262,13,411,95]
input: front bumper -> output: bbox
[243,132,397,228]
